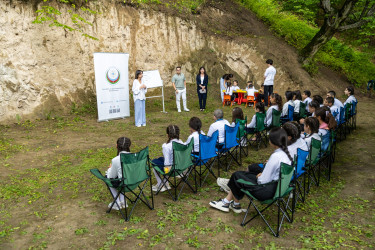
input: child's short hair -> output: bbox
[233,80,238,84]
[266,59,273,65]
[166,125,180,143]
[255,102,265,113]
[313,95,323,105]
[309,100,320,109]
[189,117,202,133]
[303,90,311,97]
[117,137,131,155]
[326,96,334,105]
[304,117,319,134]
[293,90,302,101]
[247,81,253,84]
[346,86,354,95]
[285,91,293,101]
[327,90,336,97]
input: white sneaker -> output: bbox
[142,124,146,127]
[120,201,128,209]
[152,184,171,192]
[108,202,121,210]
[209,199,230,212]
[178,110,181,113]
[136,125,141,128]
[184,108,190,112]
[229,203,243,214]
[217,178,230,193]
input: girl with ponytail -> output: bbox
[151,125,183,192]
[106,137,132,210]
[210,127,294,214]
[185,117,205,154]
[266,93,282,127]
[283,121,308,156]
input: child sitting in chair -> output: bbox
[246,102,265,133]
[185,117,205,154]
[106,137,132,210]
[231,80,240,102]
[152,125,183,192]
[246,81,257,107]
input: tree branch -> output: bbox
[338,20,367,31]
[359,0,370,20]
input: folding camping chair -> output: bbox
[344,103,352,134]
[236,117,248,160]
[306,138,322,194]
[216,123,240,174]
[351,101,357,130]
[193,131,219,187]
[153,140,196,201]
[280,105,294,125]
[237,162,295,237]
[248,113,268,151]
[337,106,346,141]
[90,147,154,221]
[318,130,335,182]
[295,102,307,121]
[292,148,309,206]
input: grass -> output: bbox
[0,85,374,248]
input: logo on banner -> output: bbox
[106,67,120,84]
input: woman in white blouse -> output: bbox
[132,70,147,127]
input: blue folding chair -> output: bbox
[193,131,219,187]
[216,123,240,174]
[292,148,309,206]
[337,106,346,141]
[280,105,294,125]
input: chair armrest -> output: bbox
[237,178,256,185]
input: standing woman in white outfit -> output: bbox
[132,70,147,127]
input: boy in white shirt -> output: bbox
[325,97,340,122]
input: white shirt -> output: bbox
[294,100,302,113]
[264,66,276,86]
[220,78,226,91]
[132,79,147,102]
[246,87,257,96]
[232,86,240,93]
[288,137,308,157]
[106,151,130,179]
[334,98,344,109]
[257,148,293,184]
[185,131,205,153]
[247,114,257,128]
[225,86,233,95]
[266,105,279,127]
[207,119,230,143]
[318,128,328,137]
[330,105,340,121]
[303,97,312,112]
[344,95,357,105]
[162,139,183,166]
[303,133,321,149]
[200,76,204,84]
[282,100,295,116]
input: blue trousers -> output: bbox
[134,99,146,126]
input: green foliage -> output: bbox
[239,0,375,86]
[32,0,99,40]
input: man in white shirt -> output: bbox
[263,59,276,106]
[207,109,230,144]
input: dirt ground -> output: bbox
[0,84,374,249]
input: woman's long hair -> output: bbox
[166,125,180,143]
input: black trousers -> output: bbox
[197,90,207,109]
[227,164,277,201]
[264,85,273,106]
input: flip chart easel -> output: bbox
[142,70,167,113]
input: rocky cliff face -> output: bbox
[0,0,293,123]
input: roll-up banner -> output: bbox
[93,53,130,122]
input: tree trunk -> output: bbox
[300,19,337,65]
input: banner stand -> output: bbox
[146,81,167,113]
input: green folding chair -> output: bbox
[318,130,336,182]
[237,163,295,237]
[344,103,352,135]
[305,138,321,194]
[248,113,268,150]
[298,102,307,119]
[236,116,248,159]
[153,139,196,201]
[90,147,154,221]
